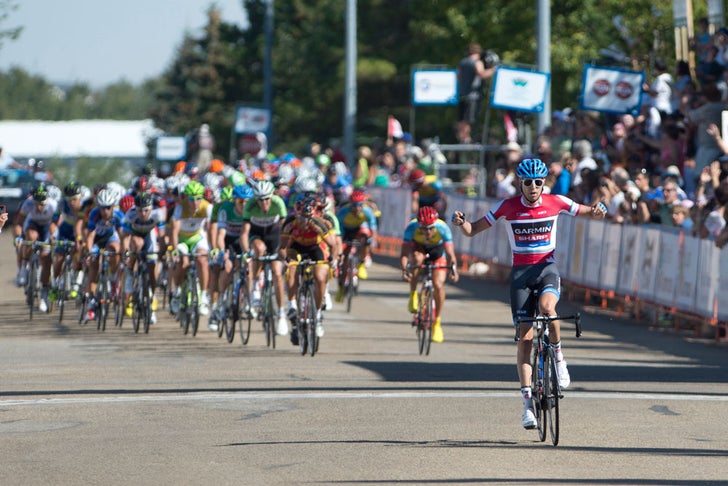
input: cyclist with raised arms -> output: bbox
[241,179,289,335]
[13,183,59,312]
[400,206,459,343]
[169,181,212,317]
[452,157,607,430]
[120,192,166,325]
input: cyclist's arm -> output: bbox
[170,219,181,250]
[399,242,413,273]
[12,210,26,238]
[577,201,607,219]
[452,211,490,237]
[240,221,251,254]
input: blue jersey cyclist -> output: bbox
[452,158,607,430]
[400,206,459,344]
[83,188,125,321]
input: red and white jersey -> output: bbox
[483,194,579,266]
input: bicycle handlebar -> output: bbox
[515,313,582,341]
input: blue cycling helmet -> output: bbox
[233,184,254,200]
[516,158,548,179]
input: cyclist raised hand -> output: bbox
[452,157,606,429]
[401,206,458,343]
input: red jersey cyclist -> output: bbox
[400,206,459,343]
[452,157,606,430]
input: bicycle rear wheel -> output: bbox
[530,347,546,442]
[547,349,560,446]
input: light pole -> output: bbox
[343,0,357,168]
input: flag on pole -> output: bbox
[503,112,518,142]
[387,116,403,139]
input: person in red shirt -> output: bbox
[452,158,606,430]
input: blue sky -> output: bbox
[0,0,248,88]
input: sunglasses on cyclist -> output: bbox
[419,224,436,231]
[522,179,545,187]
[188,196,203,202]
[99,205,113,210]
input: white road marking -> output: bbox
[1,390,727,407]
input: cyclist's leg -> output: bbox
[537,263,570,388]
[191,235,210,314]
[406,247,425,313]
[511,265,540,388]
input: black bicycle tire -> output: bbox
[548,350,560,446]
[190,278,200,337]
[219,285,229,340]
[539,351,550,442]
[78,293,87,325]
[132,273,142,334]
[142,272,151,334]
[424,287,434,356]
[236,278,252,345]
[180,281,190,335]
[27,259,38,320]
[305,285,318,357]
[530,346,545,441]
[296,285,308,355]
[346,256,356,313]
[266,284,276,348]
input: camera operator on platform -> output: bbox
[456,43,497,144]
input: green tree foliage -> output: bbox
[0,0,22,50]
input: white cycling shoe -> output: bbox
[555,359,571,389]
[522,408,537,429]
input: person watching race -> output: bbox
[169,181,212,317]
[335,189,377,282]
[451,157,607,430]
[280,195,337,344]
[240,179,289,335]
[400,206,459,343]
[83,188,124,322]
[13,183,59,312]
[120,192,166,325]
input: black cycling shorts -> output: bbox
[510,262,561,325]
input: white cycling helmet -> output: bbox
[252,180,275,199]
[96,188,117,207]
[294,176,318,194]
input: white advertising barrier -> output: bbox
[654,230,680,307]
[696,238,720,319]
[369,187,412,237]
[718,248,728,321]
[375,189,724,321]
[676,234,701,314]
[599,222,622,293]
[616,224,641,296]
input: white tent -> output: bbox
[0,119,160,159]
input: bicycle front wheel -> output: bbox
[547,349,560,446]
[27,261,38,320]
[417,287,433,355]
[236,281,252,345]
[304,285,318,357]
[530,347,546,442]
[189,282,200,337]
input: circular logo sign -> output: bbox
[615,81,633,99]
[593,79,611,97]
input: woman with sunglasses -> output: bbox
[452,157,607,430]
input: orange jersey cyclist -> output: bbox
[280,196,337,345]
[400,206,459,344]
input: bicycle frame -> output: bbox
[255,254,280,348]
[516,312,581,446]
[410,261,449,356]
[294,258,324,357]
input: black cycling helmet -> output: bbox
[33,183,49,202]
[64,181,82,198]
[134,192,154,209]
[141,163,157,177]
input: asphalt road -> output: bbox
[1,232,727,485]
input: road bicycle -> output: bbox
[516,312,582,447]
[216,251,247,344]
[178,252,205,337]
[230,252,253,345]
[94,250,117,332]
[51,240,77,323]
[22,241,50,320]
[294,258,325,357]
[408,260,451,356]
[128,251,156,334]
[253,253,280,348]
[339,240,361,313]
